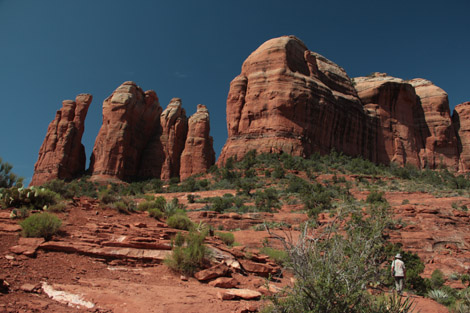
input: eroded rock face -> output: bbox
[453,102,470,172]
[410,79,459,170]
[89,82,162,181]
[180,104,215,180]
[354,74,423,167]
[218,35,377,165]
[30,94,92,186]
[159,98,188,180]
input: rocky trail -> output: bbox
[1,187,467,312]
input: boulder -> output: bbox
[208,277,239,288]
[180,104,216,180]
[31,94,92,185]
[194,263,230,281]
[239,259,279,277]
[89,82,162,181]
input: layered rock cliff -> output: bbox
[219,36,467,171]
[218,35,377,165]
[30,94,92,186]
[453,102,470,172]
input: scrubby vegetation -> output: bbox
[20,212,62,240]
[165,231,210,275]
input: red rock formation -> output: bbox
[180,104,215,180]
[354,74,423,167]
[30,94,92,186]
[218,35,377,165]
[89,82,162,181]
[452,102,470,172]
[410,79,459,170]
[159,98,188,180]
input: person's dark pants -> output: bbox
[394,276,404,293]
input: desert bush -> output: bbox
[428,289,454,307]
[215,231,235,246]
[47,202,67,212]
[98,189,120,204]
[20,212,62,240]
[164,198,185,217]
[264,203,416,312]
[111,201,130,214]
[366,190,387,205]
[430,269,446,290]
[147,208,164,220]
[254,188,280,212]
[165,231,209,275]
[259,247,288,266]
[167,214,194,230]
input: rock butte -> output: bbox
[32,35,469,185]
[219,36,468,171]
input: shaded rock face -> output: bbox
[453,102,470,172]
[180,104,216,180]
[30,94,92,186]
[355,75,424,167]
[218,36,377,165]
[410,79,459,170]
[89,82,162,181]
[159,98,188,180]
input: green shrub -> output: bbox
[98,189,119,204]
[216,231,235,246]
[430,269,445,289]
[47,202,67,212]
[112,201,129,214]
[167,214,194,230]
[366,190,387,205]
[254,188,280,212]
[165,231,209,275]
[20,212,62,240]
[148,208,164,220]
[1,186,60,210]
[260,246,288,266]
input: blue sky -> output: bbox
[1,0,469,184]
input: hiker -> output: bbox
[391,253,406,293]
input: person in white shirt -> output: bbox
[391,253,406,293]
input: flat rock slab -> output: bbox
[40,240,171,262]
[0,223,21,232]
[194,263,230,281]
[10,237,45,256]
[208,277,239,288]
[217,288,261,300]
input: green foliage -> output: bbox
[20,212,62,240]
[430,269,446,290]
[1,186,60,210]
[266,203,411,313]
[111,201,130,214]
[0,157,23,188]
[167,214,194,230]
[98,188,120,204]
[138,196,166,212]
[259,247,288,266]
[165,231,209,275]
[382,244,429,295]
[43,177,99,199]
[164,198,185,217]
[366,190,387,205]
[215,231,235,246]
[147,208,164,220]
[254,188,280,212]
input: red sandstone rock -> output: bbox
[89,82,162,181]
[217,288,261,300]
[453,102,470,172]
[218,35,376,166]
[194,263,230,281]
[355,74,423,167]
[208,277,239,288]
[239,259,279,277]
[159,98,188,180]
[180,104,215,180]
[31,94,92,186]
[410,79,459,170]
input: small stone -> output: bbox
[180,275,188,281]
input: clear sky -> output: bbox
[1,0,469,184]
